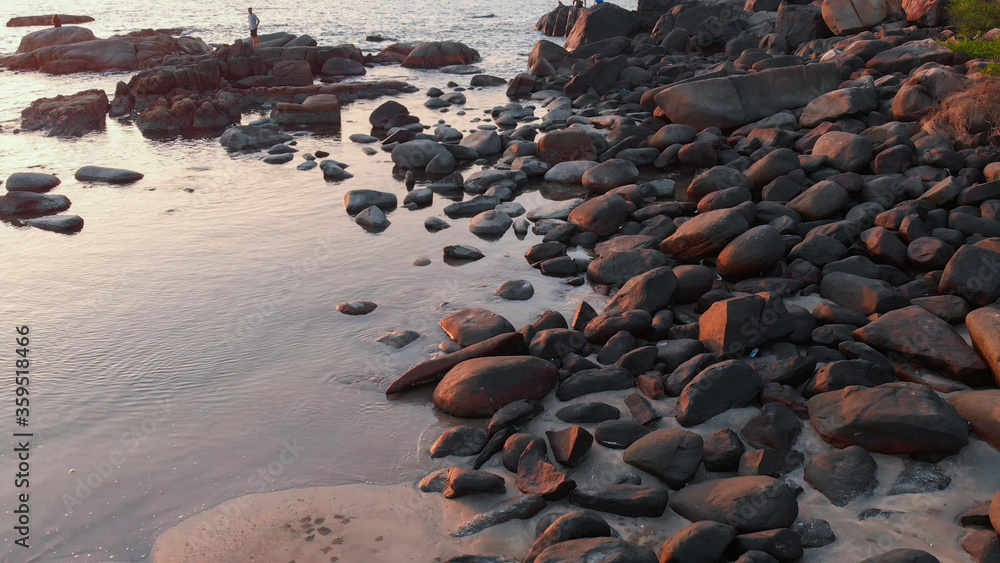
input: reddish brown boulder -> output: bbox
[661,208,750,262]
[967,307,1000,387]
[401,41,480,69]
[386,332,524,395]
[809,382,969,454]
[538,129,596,164]
[947,390,1000,451]
[440,307,516,346]
[852,306,990,387]
[433,356,559,417]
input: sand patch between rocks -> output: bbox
[150,482,533,563]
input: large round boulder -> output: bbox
[440,307,516,346]
[581,159,639,193]
[717,225,785,281]
[661,208,750,262]
[402,41,481,69]
[568,193,628,237]
[433,356,559,417]
[538,129,597,164]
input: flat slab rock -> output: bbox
[669,475,799,533]
[808,382,970,454]
[74,165,143,184]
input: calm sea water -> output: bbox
[0,0,642,560]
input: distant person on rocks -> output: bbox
[248,7,260,48]
[51,14,62,27]
[573,0,584,7]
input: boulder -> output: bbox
[603,267,678,316]
[654,63,840,130]
[581,159,639,193]
[440,308,515,346]
[903,0,944,25]
[938,245,1000,307]
[867,39,953,74]
[587,249,668,286]
[5,173,60,193]
[538,129,596,164]
[16,25,96,53]
[433,356,559,417]
[804,445,878,506]
[544,160,599,184]
[320,57,365,76]
[676,360,763,426]
[460,130,503,157]
[688,166,754,202]
[947,390,1000,451]
[392,140,452,169]
[658,521,735,563]
[564,4,641,51]
[717,226,786,282]
[669,476,799,533]
[661,208,749,262]
[534,537,658,563]
[0,192,71,217]
[20,88,109,137]
[821,0,894,35]
[524,511,612,563]
[698,294,793,356]
[623,429,704,488]
[568,194,627,237]
[272,94,341,126]
[852,306,990,387]
[967,307,1000,387]
[402,41,480,68]
[369,100,410,129]
[22,214,84,233]
[219,126,292,152]
[73,166,143,184]
[344,190,397,214]
[787,180,849,220]
[811,132,872,173]
[7,14,95,27]
[819,271,908,316]
[808,382,969,454]
[800,84,879,127]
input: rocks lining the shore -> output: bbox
[362,4,1000,560]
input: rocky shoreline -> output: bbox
[355,0,1000,561]
[4,0,1000,560]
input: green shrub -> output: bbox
[980,62,1000,75]
[947,0,1000,35]
[943,38,1000,59]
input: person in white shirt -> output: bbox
[247,8,260,47]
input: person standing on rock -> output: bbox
[51,14,62,27]
[247,8,260,48]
